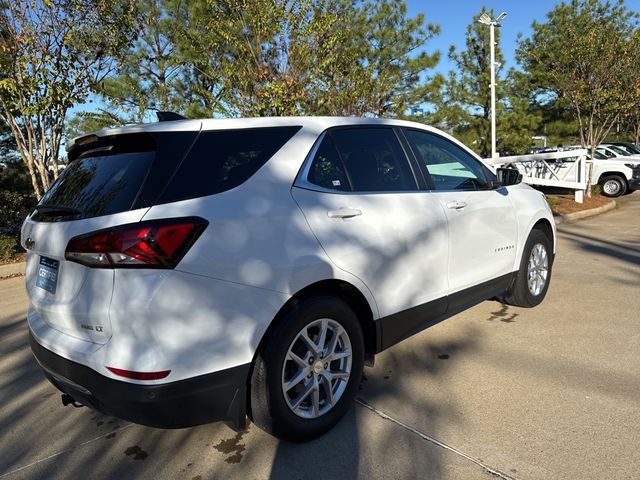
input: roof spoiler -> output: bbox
[156,111,186,122]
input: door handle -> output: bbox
[327,208,363,219]
[446,201,468,210]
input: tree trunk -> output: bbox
[24,155,43,200]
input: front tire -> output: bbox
[249,296,364,441]
[505,229,553,308]
[600,175,627,197]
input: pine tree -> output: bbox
[435,8,539,157]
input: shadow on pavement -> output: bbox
[558,229,640,267]
[268,325,482,479]
[1,306,484,479]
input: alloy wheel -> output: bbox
[527,243,549,296]
[281,318,352,419]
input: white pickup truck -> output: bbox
[590,156,640,197]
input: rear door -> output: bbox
[402,129,518,297]
[292,127,449,320]
[22,131,196,343]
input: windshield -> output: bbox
[608,145,630,156]
[596,148,616,159]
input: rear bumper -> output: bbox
[29,331,250,429]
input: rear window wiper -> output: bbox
[34,205,82,217]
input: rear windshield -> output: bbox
[33,151,154,222]
[157,126,302,204]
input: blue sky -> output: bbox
[405,0,640,75]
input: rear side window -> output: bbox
[159,126,301,203]
[307,136,350,191]
[34,134,156,222]
[309,127,416,192]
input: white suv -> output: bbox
[23,117,555,441]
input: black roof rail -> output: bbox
[156,111,186,122]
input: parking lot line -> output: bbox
[356,398,516,480]
[0,424,133,479]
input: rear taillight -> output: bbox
[65,217,208,268]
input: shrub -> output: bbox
[590,184,603,196]
[0,189,34,236]
[0,162,36,237]
[545,195,560,208]
[0,234,18,262]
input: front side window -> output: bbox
[405,129,494,191]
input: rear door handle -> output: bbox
[446,201,468,210]
[327,208,363,219]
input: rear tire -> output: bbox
[249,295,364,441]
[504,229,553,308]
[600,175,627,197]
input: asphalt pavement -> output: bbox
[1,193,638,480]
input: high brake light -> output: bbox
[65,217,208,268]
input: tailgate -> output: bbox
[23,210,149,344]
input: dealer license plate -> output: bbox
[36,256,59,294]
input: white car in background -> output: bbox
[600,142,640,157]
[22,116,555,441]
[591,146,640,196]
[540,146,640,197]
[596,145,634,159]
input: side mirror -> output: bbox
[496,167,523,187]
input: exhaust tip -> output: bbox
[61,393,84,408]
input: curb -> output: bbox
[554,199,616,225]
[0,272,24,281]
[0,261,27,281]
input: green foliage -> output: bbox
[86,0,440,120]
[65,110,131,144]
[0,0,138,197]
[498,71,542,155]
[0,160,36,236]
[90,0,187,123]
[347,0,441,116]
[517,0,640,152]
[590,183,603,197]
[544,195,560,209]
[0,233,18,261]
[0,118,17,160]
[0,126,35,258]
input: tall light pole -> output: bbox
[478,11,507,159]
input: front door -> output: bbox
[402,129,518,295]
[292,127,449,319]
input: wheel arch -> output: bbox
[254,280,378,362]
[532,218,554,253]
[597,171,628,186]
[513,215,556,275]
[245,279,377,418]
